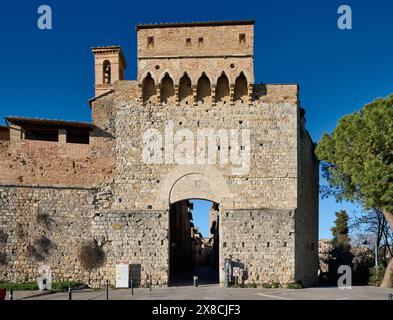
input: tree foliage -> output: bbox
[316,95,393,212]
[316,94,393,287]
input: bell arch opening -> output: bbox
[160,73,175,104]
[179,73,193,105]
[169,199,220,286]
[142,73,157,104]
[196,73,211,104]
[215,72,230,104]
[234,72,248,102]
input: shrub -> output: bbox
[36,212,54,230]
[0,229,7,245]
[27,236,54,262]
[287,281,304,289]
[34,236,53,255]
[78,241,106,271]
[16,223,25,239]
[0,252,7,265]
[27,244,44,262]
[368,265,386,287]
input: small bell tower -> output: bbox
[92,46,127,96]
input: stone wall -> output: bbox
[0,185,96,284]
[294,119,319,286]
[0,138,114,187]
[220,209,296,285]
[0,185,169,287]
[91,209,169,286]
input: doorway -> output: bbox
[169,199,219,286]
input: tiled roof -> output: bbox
[136,20,255,30]
[5,116,92,129]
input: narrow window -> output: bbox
[103,60,111,84]
[186,38,191,46]
[239,33,246,43]
[198,37,203,45]
[147,36,154,46]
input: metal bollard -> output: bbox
[9,289,13,301]
[130,278,134,296]
[68,284,72,301]
[105,280,109,300]
[149,275,152,291]
[193,276,198,287]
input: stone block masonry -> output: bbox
[0,20,319,288]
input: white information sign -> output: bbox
[233,267,240,277]
[115,264,129,288]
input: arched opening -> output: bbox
[160,73,175,104]
[103,60,111,84]
[169,199,219,285]
[179,73,193,105]
[142,73,157,104]
[234,72,248,102]
[196,73,211,103]
[215,73,230,103]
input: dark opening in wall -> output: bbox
[198,37,203,45]
[147,36,154,46]
[179,73,193,104]
[197,73,211,103]
[103,60,111,84]
[215,73,230,103]
[234,73,248,102]
[66,129,90,144]
[186,38,191,46]
[25,129,58,142]
[239,33,246,44]
[0,126,10,140]
[160,73,175,104]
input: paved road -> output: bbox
[18,285,393,300]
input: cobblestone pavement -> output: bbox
[17,285,393,300]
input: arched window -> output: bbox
[216,73,230,103]
[234,73,248,102]
[103,60,111,84]
[161,73,175,104]
[142,73,157,104]
[197,73,211,103]
[179,73,193,104]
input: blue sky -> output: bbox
[1,0,393,239]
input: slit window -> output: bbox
[239,33,246,44]
[147,36,154,46]
[186,38,191,46]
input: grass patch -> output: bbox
[0,281,85,291]
[51,281,84,290]
[0,281,38,291]
[286,281,304,289]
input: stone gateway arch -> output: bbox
[0,20,319,287]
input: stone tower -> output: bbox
[92,46,127,96]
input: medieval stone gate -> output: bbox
[0,20,319,287]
